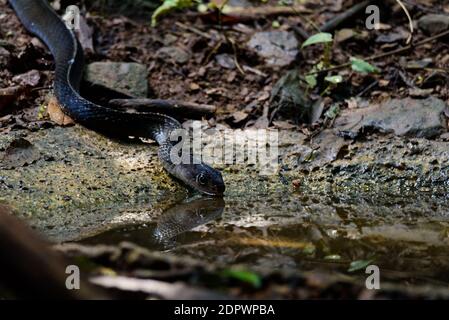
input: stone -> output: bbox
[247,31,298,67]
[157,46,190,64]
[84,62,148,98]
[334,97,447,138]
[418,14,449,35]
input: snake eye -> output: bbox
[196,173,207,186]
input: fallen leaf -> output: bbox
[232,111,248,123]
[12,69,41,87]
[47,97,74,126]
[273,120,296,129]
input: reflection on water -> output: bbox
[153,197,225,246]
[83,196,225,250]
[82,192,449,287]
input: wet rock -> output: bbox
[247,31,298,67]
[0,126,183,241]
[334,97,447,138]
[418,14,449,35]
[157,46,190,64]
[84,62,148,98]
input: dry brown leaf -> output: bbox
[47,97,74,126]
[232,111,248,123]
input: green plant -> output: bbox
[151,0,196,26]
[301,32,379,95]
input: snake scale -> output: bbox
[8,0,225,196]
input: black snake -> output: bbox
[8,0,225,196]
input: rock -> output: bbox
[375,29,408,43]
[157,46,190,64]
[418,14,449,35]
[334,97,447,138]
[84,62,148,98]
[12,69,41,87]
[0,126,183,241]
[247,31,298,67]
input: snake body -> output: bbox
[8,0,225,196]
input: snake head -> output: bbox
[175,163,225,196]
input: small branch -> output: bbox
[109,98,217,116]
[320,0,372,32]
[395,0,414,44]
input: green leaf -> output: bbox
[221,268,262,288]
[324,75,343,84]
[302,32,333,48]
[305,74,317,88]
[350,57,380,74]
[151,0,194,26]
[324,103,341,119]
[348,259,373,272]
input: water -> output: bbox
[81,191,449,287]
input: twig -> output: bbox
[109,98,216,116]
[91,275,229,300]
[175,21,213,40]
[357,80,378,97]
[307,29,449,75]
[291,24,310,40]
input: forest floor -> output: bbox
[1,0,449,299]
